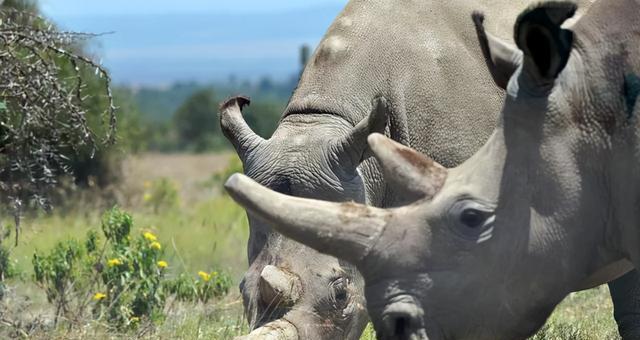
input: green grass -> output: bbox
[11,194,249,280]
[0,159,622,339]
[531,286,619,340]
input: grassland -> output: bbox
[0,153,622,339]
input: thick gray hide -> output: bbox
[225,1,640,339]
[225,0,606,339]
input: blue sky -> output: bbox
[41,0,347,17]
[39,1,348,86]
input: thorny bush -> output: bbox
[0,7,116,242]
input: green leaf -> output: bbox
[0,101,6,111]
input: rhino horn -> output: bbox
[259,265,301,307]
[235,319,298,340]
[368,133,447,202]
[224,173,389,264]
[220,96,265,161]
[333,96,390,170]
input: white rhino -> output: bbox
[221,1,581,338]
[224,0,640,339]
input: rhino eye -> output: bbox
[450,200,495,240]
[460,209,488,228]
[331,277,349,306]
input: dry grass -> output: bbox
[120,152,233,206]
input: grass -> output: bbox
[0,153,623,339]
[10,195,249,280]
[531,286,620,340]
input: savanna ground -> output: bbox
[0,153,621,339]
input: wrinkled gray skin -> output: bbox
[224,0,640,339]
[221,1,549,338]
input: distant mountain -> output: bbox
[52,5,344,86]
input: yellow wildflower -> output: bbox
[143,231,157,241]
[198,271,211,282]
[130,316,140,323]
[150,241,162,250]
[143,193,152,202]
[93,292,107,301]
[107,258,122,267]
[157,260,168,269]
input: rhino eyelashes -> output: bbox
[624,73,640,118]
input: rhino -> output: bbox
[224,0,640,339]
[221,0,640,339]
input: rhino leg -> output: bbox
[609,269,640,339]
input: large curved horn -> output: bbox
[332,96,390,169]
[219,96,265,160]
[224,173,389,264]
[368,133,447,202]
[235,319,298,340]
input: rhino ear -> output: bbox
[368,133,447,202]
[219,96,265,161]
[472,11,522,90]
[333,96,390,171]
[514,1,577,84]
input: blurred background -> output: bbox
[41,0,347,152]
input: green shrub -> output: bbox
[143,178,180,212]
[92,208,168,329]
[32,238,91,325]
[31,206,231,331]
[165,270,231,304]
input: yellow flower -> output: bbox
[93,292,107,301]
[130,316,140,323]
[107,258,122,267]
[198,271,211,282]
[150,241,162,250]
[143,231,157,241]
[143,193,152,202]
[157,260,168,269]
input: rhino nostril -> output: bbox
[394,315,409,336]
[383,312,415,339]
[382,299,426,339]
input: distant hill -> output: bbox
[52,5,343,86]
[128,77,297,122]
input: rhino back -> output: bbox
[285,0,588,167]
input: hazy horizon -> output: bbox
[38,1,348,87]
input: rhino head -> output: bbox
[225,1,640,339]
[220,96,390,339]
